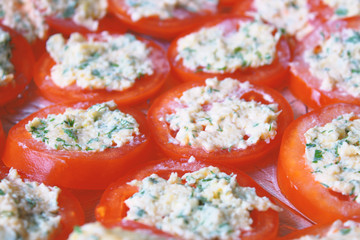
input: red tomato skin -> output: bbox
[108,0,235,40]
[46,14,127,36]
[0,121,5,157]
[147,81,293,167]
[55,189,85,240]
[278,103,360,224]
[34,34,169,105]
[289,18,360,109]
[95,159,279,240]
[0,24,34,106]
[2,101,152,189]
[168,15,291,89]
[279,219,360,239]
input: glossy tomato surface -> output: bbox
[2,101,152,189]
[34,33,169,105]
[278,103,360,224]
[279,219,360,239]
[289,18,360,109]
[168,15,291,89]
[0,120,4,157]
[147,80,293,167]
[108,0,237,39]
[95,159,279,240]
[46,14,127,36]
[0,24,34,106]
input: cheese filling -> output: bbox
[305,113,360,203]
[295,220,360,240]
[252,0,314,39]
[0,169,61,240]
[0,0,107,42]
[68,222,169,240]
[304,28,360,98]
[124,0,219,21]
[46,32,153,91]
[323,0,360,19]
[0,28,14,87]
[125,166,280,240]
[164,78,280,151]
[176,20,280,73]
[25,101,140,152]
[39,0,108,31]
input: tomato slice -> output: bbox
[289,18,360,109]
[147,80,293,167]
[167,15,291,89]
[95,159,279,240]
[33,33,169,105]
[0,166,84,240]
[108,0,237,40]
[278,103,360,224]
[2,101,152,189]
[46,14,127,36]
[280,219,360,239]
[0,24,34,106]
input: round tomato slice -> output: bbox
[168,15,291,89]
[95,159,280,240]
[0,167,84,240]
[280,219,360,239]
[108,0,237,40]
[147,80,293,167]
[2,101,152,189]
[278,103,360,224]
[289,18,360,109]
[0,24,34,106]
[46,14,127,36]
[34,33,169,105]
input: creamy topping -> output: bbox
[40,0,108,31]
[305,113,360,203]
[164,78,280,151]
[323,0,360,19]
[124,0,218,21]
[176,20,280,73]
[304,28,360,97]
[0,168,60,240]
[0,27,14,86]
[46,32,153,91]
[0,0,107,42]
[125,166,280,240]
[68,222,169,240]
[296,220,360,240]
[26,101,140,152]
[252,0,315,39]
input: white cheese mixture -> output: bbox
[46,32,153,91]
[176,20,280,73]
[164,78,280,151]
[296,220,360,240]
[305,113,360,203]
[0,0,107,42]
[304,28,360,98]
[124,0,218,21]
[0,168,61,240]
[68,222,170,240]
[323,0,360,19]
[125,166,280,240]
[252,0,315,39]
[0,28,14,87]
[0,0,48,42]
[26,101,140,152]
[39,0,108,31]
